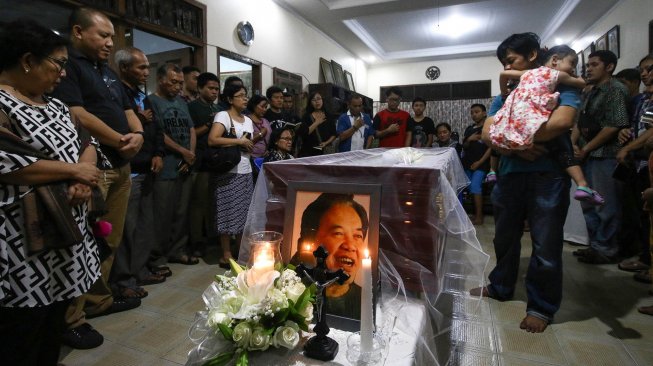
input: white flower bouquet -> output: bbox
[189,259,316,366]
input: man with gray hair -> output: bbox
[110,47,167,301]
[147,63,199,268]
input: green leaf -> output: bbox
[202,351,236,366]
[229,258,244,274]
[236,349,249,366]
[286,263,296,271]
[217,323,233,341]
[263,326,276,336]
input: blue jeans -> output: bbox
[488,171,570,322]
[581,158,623,257]
[465,169,487,194]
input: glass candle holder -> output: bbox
[346,331,386,365]
[247,231,283,284]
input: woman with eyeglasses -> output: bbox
[296,91,337,157]
[0,19,102,365]
[208,84,254,268]
[264,125,295,163]
[246,94,272,159]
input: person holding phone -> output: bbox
[337,94,375,152]
[208,84,254,268]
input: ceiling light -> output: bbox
[555,38,563,45]
[363,55,376,63]
[433,14,479,39]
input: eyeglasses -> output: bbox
[638,64,653,73]
[279,137,293,141]
[386,97,400,102]
[311,97,322,102]
[46,56,67,73]
[233,94,249,99]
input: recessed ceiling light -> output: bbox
[555,37,564,45]
[433,14,479,39]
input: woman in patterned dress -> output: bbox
[208,84,254,268]
[0,19,102,365]
[264,125,295,163]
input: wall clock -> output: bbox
[425,66,441,80]
[236,21,254,46]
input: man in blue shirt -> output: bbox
[337,94,375,152]
[474,33,581,333]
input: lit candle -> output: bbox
[249,242,275,285]
[299,242,316,266]
[360,249,373,352]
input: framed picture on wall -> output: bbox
[330,60,346,88]
[282,181,381,323]
[576,51,584,78]
[607,25,620,58]
[344,70,355,91]
[319,58,335,84]
[595,33,608,51]
[582,43,594,76]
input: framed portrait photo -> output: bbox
[595,33,608,51]
[344,70,355,91]
[576,51,584,78]
[582,43,594,77]
[607,25,620,58]
[283,181,381,324]
[330,60,346,88]
[319,57,335,84]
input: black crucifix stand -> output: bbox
[295,245,349,361]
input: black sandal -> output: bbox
[169,255,200,265]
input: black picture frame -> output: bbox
[344,70,355,91]
[607,25,620,58]
[595,33,608,51]
[319,58,335,84]
[576,51,584,78]
[330,60,346,88]
[582,43,594,78]
[283,181,381,324]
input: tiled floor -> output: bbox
[60,217,653,365]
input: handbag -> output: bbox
[314,121,337,155]
[204,114,242,174]
[0,111,84,254]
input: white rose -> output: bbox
[248,326,271,351]
[283,282,306,303]
[207,309,230,328]
[268,288,289,309]
[232,322,252,348]
[221,291,244,314]
[300,303,314,322]
[272,322,300,349]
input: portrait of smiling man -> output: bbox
[296,193,370,319]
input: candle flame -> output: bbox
[364,249,370,259]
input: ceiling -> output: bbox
[272,0,621,65]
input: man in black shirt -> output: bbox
[110,47,166,300]
[53,8,144,348]
[188,72,220,256]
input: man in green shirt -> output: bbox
[572,50,630,264]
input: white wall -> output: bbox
[571,0,651,71]
[198,0,368,96]
[366,56,503,100]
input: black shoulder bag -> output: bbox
[204,114,242,174]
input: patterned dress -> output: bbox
[0,90,100,307]
[489,66,561,149]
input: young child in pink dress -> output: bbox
[488,45,603,205]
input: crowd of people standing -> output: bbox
[3,7,653,366]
